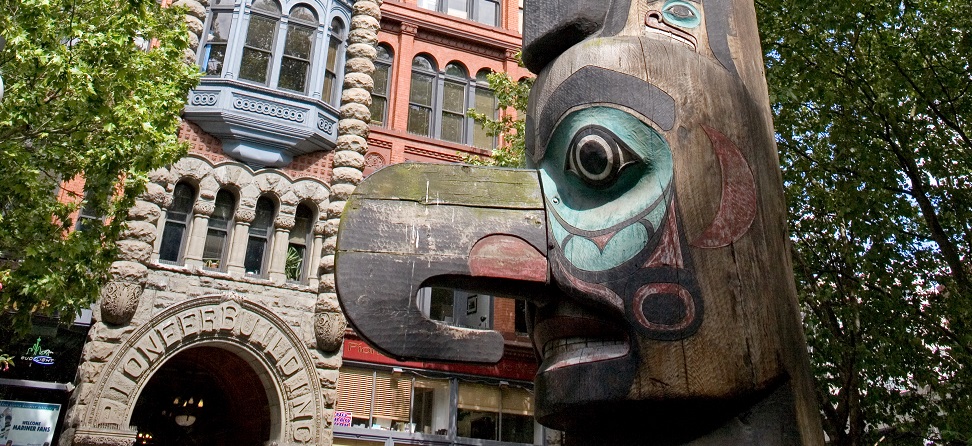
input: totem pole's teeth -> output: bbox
[541,337,629,371]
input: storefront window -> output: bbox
[417,288,493,329]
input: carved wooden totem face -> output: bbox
[522,0,797,432]
[337,0,809,439]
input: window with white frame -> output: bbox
[239,0,282,84]
[321,17,347,106]
[472,69,498,149]
[244,196,276,276]
[408,55,437,137]
[202,190,236,270]
[369,44,393,126]
[278,5,318,93]
[417,0,501,27]
[198,1,348,101]
[202,0,236,76]
[158,182,197,264]
[408,58,496,148]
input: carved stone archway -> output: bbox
[73,294,325,446]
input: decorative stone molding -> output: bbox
[235,208,256,223]
[232,93,307,123]
[72,424,138,446]
[274,216,296,230]
[193,201,215,216]
[364,152,385,170]
[76,295,327,445]
[313,222,328,236]
[189,91,219,107]
[401,22,418,35]
[99,282,142,326]
[317,114,335,133]
[314,312,346,353]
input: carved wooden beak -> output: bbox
[335,163,548,363]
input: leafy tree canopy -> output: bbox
[758,0,972,443]
[465,53,533,168]
[0,0,199,332]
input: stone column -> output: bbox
[226,208,254,276]
[268,215,295,283]
[182,201,214,268]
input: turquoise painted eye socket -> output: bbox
[662,1,701,29]
[566,125,640,189]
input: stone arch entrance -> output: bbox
[72,295,325,446]
[130,345,273,445]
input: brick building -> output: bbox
[0,0,543,445]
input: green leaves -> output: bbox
[463,53,533,168]
[0,0,198,333]
[759,0,972,443]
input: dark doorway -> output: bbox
[131,346,272,446]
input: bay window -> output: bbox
[239,0,282,84]
[322,18,346,105]
[278,5,317,93]
[202,0,235,76]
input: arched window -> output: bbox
[322,18,346,106]
[286,204,314,282]
[369,44,393,126]
[202,190,236,270]
[245,196,277,276]
[201,0,236,76]
[473,69,498,149]
[239,0,282,85]
[408,56,437,137]
[278,5,318,93]
[158,182,197,264]
[441,63,469,144]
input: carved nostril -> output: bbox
[646,11,663,25]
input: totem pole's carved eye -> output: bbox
[566,125,640,189]
[662,0,701,28]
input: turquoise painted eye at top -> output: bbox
[662,0,701,28]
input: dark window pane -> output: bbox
[409,73,434,106]
[322,72,336,102]
[369,97,387,125]
[289,5,316,23]
[204,44,227,76]
[376,45,393,63]
[158,223,186,263]
[446,0,468,18]
[202,229,227,269]
[445,63,466,78]
[211,191,235,227]
[476,69,491,83]
[170,183,196,215]
[252,198,275,237]
[514,300,528,333]
[279,57,310,92]
[240,48,272,83]
[244,236,267,275]
[412,56,433,71]
[245,16,277,51]
[429,288,454,322]
[373,64,389,95]
[330,18,345,36]
[284,25,313,59]
[209,12,233,42]
[458,410,497,440]
[407,106,432,136]
[500,413,534,443]
[252,0,281,14]
[326,37,340,70]
[442,81,465,112]
[476,0,499,26]
[441,112,464,143]
[291,205,313,244]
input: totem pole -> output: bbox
[336,0,824,444]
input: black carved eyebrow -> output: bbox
[530,66,676,161]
